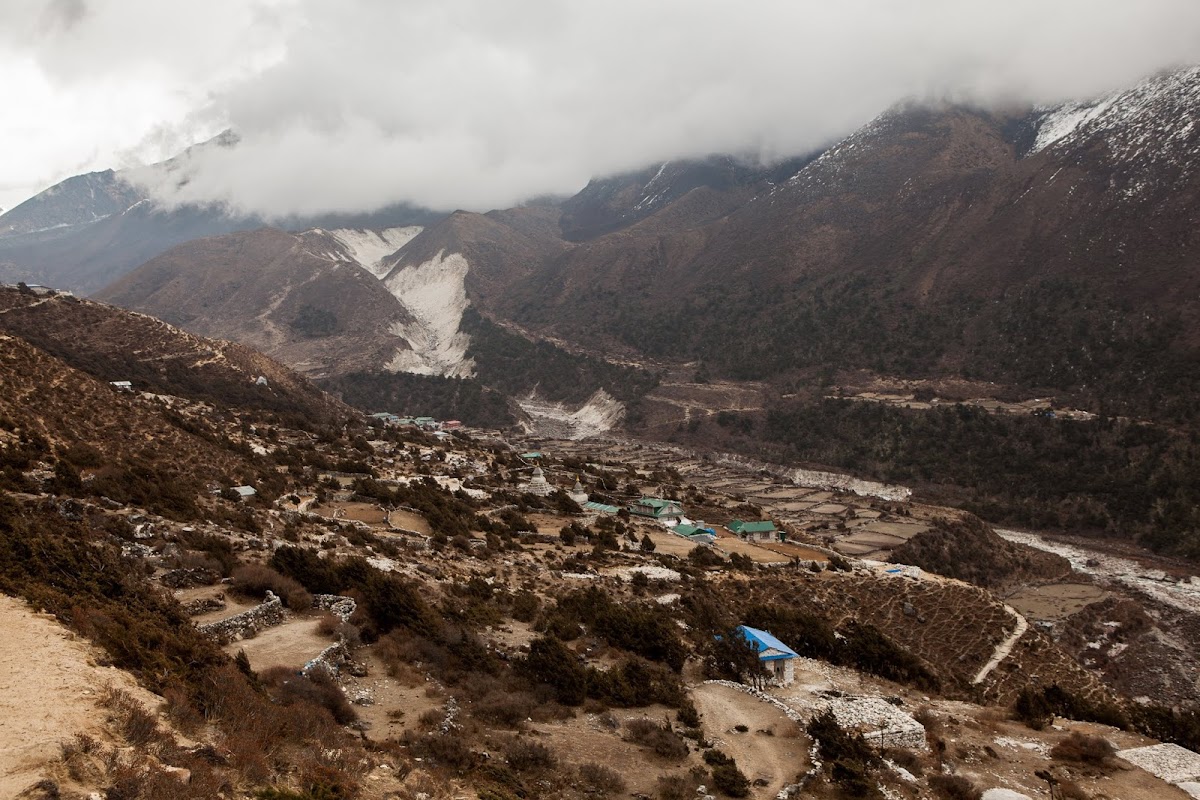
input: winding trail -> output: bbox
[972,605,1029,685]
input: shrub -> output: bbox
[102,687,163,749]
[1050,731,1115,765]
[929,773,982,800]
[656,774,702,800]
[710,760,750,797]
[677,700,701,729]
[511,590,540,622]
[503,737,556,772]
[807,710,880,797]
[399,730,476,772]
[260,666,358,727]
[474,690,538,728]
[577,763,626,796]
[625,718,689,760]
[518,636,587,705]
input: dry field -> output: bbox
[1006,582,1109,622]
[224,618,332,671]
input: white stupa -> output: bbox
[522,465,553,496]
[569,478,589,505]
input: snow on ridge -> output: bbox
[326,227,423,278]
[634,162,671,210]
[1029,98,1116,154]
[383,250,475,378]
[1030,65,1200,172]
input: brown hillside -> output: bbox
[0,287,348,424]
[96,228,415,379]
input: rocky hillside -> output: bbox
[0,286,349,424]
[96,228,421,379]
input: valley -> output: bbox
[2,49,1200,800]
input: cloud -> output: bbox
[7,1,1200,216]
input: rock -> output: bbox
[162,765,191,783]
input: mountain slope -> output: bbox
[0,132,443,295]
[95,227,426,380]
[0,286,348,423]
[493,67,1200,418]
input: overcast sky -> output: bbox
[3,0,1200,216]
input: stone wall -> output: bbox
[198,591,284,640]
[312,594,356,621]
[814,696,927,751]
[302,641,351,677]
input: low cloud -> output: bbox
[9,1,1200,216]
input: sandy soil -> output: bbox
[691,683,808,795]
[225,617,332,671]
[0,594,160,797]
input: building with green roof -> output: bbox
[726,519,780,542]
[628,497,684,523]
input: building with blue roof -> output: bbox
[735,625,797,686]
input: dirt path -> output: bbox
[973,605,1029,685]
[691,683,808,796]
[0,594,159,797]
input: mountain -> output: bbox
[0,133,442,295]
[96,217,654,430]
[96,227,422,379]
[84,66,1200,432]
[0,169,144,238]
[488,66,1200,420]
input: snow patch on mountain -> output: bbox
[383,250,475,378]
[518,389,624,439]
[634,162,671,210]
[325,227,423,278]
[1030,99,1116,154]
[1029,66,1200,186]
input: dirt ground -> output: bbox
[312,500,389,527]
[387,508,431,535]
[713,535,792,564]
[526,705,698,798]
[691,682,809,795]
[1006,582,1109,622]
[224,617,332,671]
[0,594,161,797]
[343,653,446,739]
[642,527,701,558]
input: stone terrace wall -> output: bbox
[198,590,284,640]
[312,594,356,621]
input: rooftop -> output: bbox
[736,625,798,660]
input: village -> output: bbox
[123,398,1200,799]
[3,358,1200,800]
